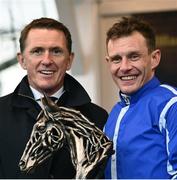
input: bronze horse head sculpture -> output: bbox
[19,95,113,179]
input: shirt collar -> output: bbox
[120,93,131,106]
[30,86,64,101]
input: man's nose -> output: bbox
[119,57,132,72]
[42,51,53,64]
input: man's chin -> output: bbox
[38,86,57,95]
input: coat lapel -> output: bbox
[11,76,41,121]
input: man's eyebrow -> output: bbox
[128,51,141,55]
[30,47,44,51]
[109,54,121,59]
[50,46,61,48]
[49,46,64,50]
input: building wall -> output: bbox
[55,0,177,112]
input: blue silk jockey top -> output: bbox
[104,77,177,179]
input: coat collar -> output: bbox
[11,73,91,109]
[62,73,91,107]
[120,76,161,106]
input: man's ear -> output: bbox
[17,52,27,70]
[66,52,74,71]
[105,56,110,62]
[151,49,161,70]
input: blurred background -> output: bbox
[0,0,177,112]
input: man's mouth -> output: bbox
[120,75,137,81]
[40,70,55,75]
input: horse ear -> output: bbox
[41,94,59,112]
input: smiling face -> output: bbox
[106,31,160,95]
[17,28,74,96]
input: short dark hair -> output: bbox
[19,17,72,53]
[106,16,156,53]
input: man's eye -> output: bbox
[130,54,140,61]
[110,56,121,64]
[109,55,121,64]
[51,49,63,56]
[112,59,121,64]
[31,49,43,55]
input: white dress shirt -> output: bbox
[30,86,64,108]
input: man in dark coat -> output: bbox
[0,17,108,178]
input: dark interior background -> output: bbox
[133,11,177,87]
